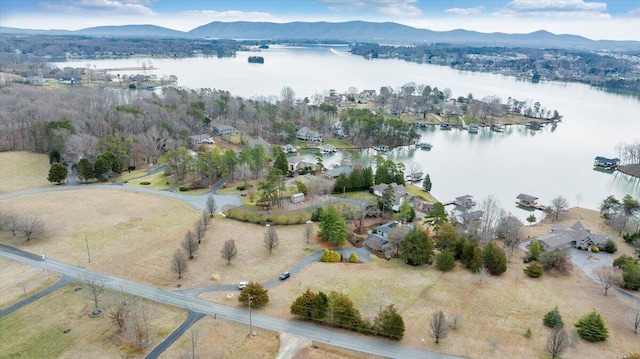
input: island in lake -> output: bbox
[248,56,264,64]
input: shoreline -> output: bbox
[617,164,640,179]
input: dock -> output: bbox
[515,193,552,213]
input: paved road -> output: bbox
[0,244,463,359]
[0,274,72,318]
[145,310,205,359]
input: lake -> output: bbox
[53,46,640,221]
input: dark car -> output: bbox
[279,271,290,280]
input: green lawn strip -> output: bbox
[405,183,437,203]
[0,276,61,311]
[0,305,74,359]
[331,191,378,201]
[124,171,176,190]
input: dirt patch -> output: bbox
[276,333,312,359]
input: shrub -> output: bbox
[349,252,360,263]
[311,207,324,221]
[523,261,544,278]
[140,181,151,185]
[540,249,572,274]
[524,327,532,339]
[436,250,456,272]
[321,249,341,262]
[574,310,608,342]
[236,185,246,191]
[543,306,564,328]
[604,239,617,253]
[624,353,640,359]
[179,186,188,192]
[614,254,638,269]
[591,246,600,253]
[622,263,640,290]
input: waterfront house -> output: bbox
[212,124,235,136]
[297,127,324,142]
[282,144,297,154]
[364,220,412,258]
[287,156,318,173]
[189,134,215,145]
[372,183,411,212]
[536,221,609,250]
[516,194,538,207]
[593,156,619,169]
[453,195,475,208]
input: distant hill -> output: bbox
[2,21,638,51]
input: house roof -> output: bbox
[537,221,609,250]
[517,194,538,202]
[594,156,619,163]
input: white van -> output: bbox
[238,281,249,290]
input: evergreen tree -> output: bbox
[47,162,67,184]
[422,174,432,192]
[399,229,434,266]
[327,291,364,330]
[398,199,414,221]
[334,173,349,193]
[523,261,544,278]
[76,157,95,182]
[373,304,405,340]
[238,281,269,307]
[574,310,609,342]
[483,242,508,275]
[291,289,327,322]
[381,184,395,213]
[318,205,348,245]
[528,240,542,261]
[435,222,458,251]
[273,147,289,175]
[543,306,564,328]
[436,250,456,272]
[424,202,447,233]
[469,246,483,272]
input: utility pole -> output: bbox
[248,294,253,337]
[43,248,49,281]
[85,235,91,263]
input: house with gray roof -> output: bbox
[517,193,538,206]
[372,183,411,212]
[296,126,324,142]
[364,221,412,258]
[536,221,610,251]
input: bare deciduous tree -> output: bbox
[188,327,201,359]
[595,267,620,296]
[206,194,217,217]
[200,211,211,231]
[84,275,105,317]
[182,230,199,259]
[194,218,205,244]
[263,225,279,254]
[451,313,462,330]
[630,306,640,334]
[221,239,238,265]
[551,195,570,221]
[304,221,313,243]
[109,292,132,333]
[130,301,151,346]
[20,215,44,241]
[545,325,571,359]
[430,310,449,344]
[479,195,500,242]
[171,251,188,279]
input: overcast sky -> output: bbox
[1,0,639,41]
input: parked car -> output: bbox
[238,281,249,290]
[279,272,290,280]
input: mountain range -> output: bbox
[1,21,638,51]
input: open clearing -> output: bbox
[0,151,51,194]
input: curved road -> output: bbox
[0,244,462,359]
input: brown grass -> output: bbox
[0,151,51,194]
[0,281,186,359]
[0,257,61,309]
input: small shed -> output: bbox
[291,193,305,203]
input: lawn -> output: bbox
[124,171,177,190]
[0,281,186,359]
[0,151,51,194]
[0,257,61,310]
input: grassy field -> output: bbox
[0,152,51,194]
[0,282,186,359]
[124,171,177,190]
[0,257,61,310]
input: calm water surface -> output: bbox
[54,46,640,220]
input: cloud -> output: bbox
[445,6,485,16]
[40,0,156,16]
[626,8,640,17]
[177,10,278,22]
[495,0,610,19]
[317,0,421,17]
